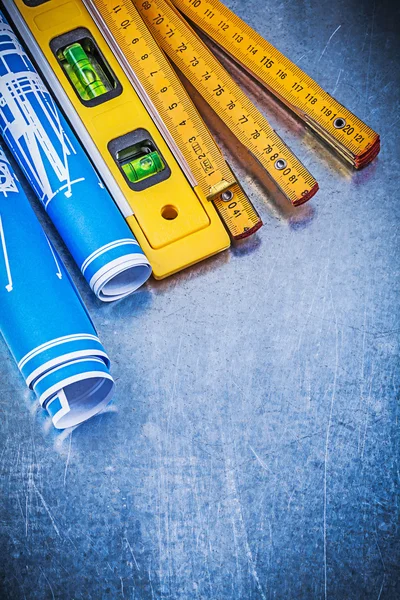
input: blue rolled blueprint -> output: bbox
[0,145,115,428]
[0,12,151,301]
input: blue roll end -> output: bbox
[85,243,152,302]
[35,357,115,429]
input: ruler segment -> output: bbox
[214,183,262,240]
[172,0,380,168]
[85,0,262,239]
[134,0,319,206]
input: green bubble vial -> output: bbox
[121,151,165,183]
[63,43,107,100]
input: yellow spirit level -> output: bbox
[7,0,231,279]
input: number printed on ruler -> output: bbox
[101,0,234,199]
[173,0,379,167]
[136,0,318,205]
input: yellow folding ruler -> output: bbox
[79,0,263,239]
[9,0,234,280]
[171,0,380,168]
[83,0,319,208]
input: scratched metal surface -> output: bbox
[0,0,399,598]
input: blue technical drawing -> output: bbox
[0,145,115,428]
[0,12,151,301]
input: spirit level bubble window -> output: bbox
[108,129,171,191]
[118,141,165,184]
[50,28,122,107]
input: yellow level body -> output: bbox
[13,0,230,279]
[172,0,380,168]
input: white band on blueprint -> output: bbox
[80,238,140,275]
[18,333,100,370]
[33,356,110,401]
[39,370,113,407]
[25,349,109,388]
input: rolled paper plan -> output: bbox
[0,12,152,301]
[0,146,115,428]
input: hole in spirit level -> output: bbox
[108,129,171,192]
[161,205,179,220]
[50,28,122,107]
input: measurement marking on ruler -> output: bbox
[172,0,380,168]
[135,0,319,206]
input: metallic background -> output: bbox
[0,0,399,598]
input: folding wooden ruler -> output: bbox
[81,0,319,209]
[170,0,380,168]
